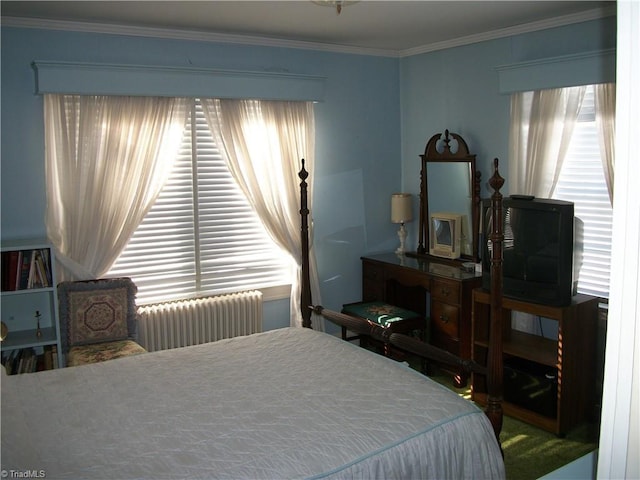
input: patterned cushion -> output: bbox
[58,278,138,352]
[67,340,146,367]
[67,287,130,345]
[342,301,421,327]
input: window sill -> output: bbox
[260,284,291,302]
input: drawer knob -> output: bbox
[439,314,449,323]
[441,288,450,296]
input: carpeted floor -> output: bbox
[501,414,597,479]
[431,370,598,480]
[365,344,598,479]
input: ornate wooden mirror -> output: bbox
[414,130,481,263]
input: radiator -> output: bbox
[137,290,263,352]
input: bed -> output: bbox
[1,161,506,479]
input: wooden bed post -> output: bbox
[299,160,312,329]
[417,154,427,254]
[486,158,504,442]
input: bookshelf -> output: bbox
[1,239,63,372]
[471,288,599,436]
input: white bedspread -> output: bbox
[1,327,504,479]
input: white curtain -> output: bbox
[44,95,188,280]
[201,99,323,329]
[508,86,586,197]
[507,86,586,334]
[595,83,616,204]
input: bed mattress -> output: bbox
[1,327,504,479]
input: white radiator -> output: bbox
[137,291,263,352]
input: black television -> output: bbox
[481,196,581,307]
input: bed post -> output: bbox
[299,160,312,329]
[486,158,504,442]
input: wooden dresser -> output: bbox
[361,253,482,384]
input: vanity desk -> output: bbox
[361,253,482,384]
[360,130,482,383]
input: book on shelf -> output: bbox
[18,348,36,374]
[1,248,53,291]
[51,345,59,369]
[1,251,20,290]
[2,349,19,375]
[1,345,59,375]
[18,251,30,289]
[43,345,54,371]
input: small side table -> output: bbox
[341,301,426,358]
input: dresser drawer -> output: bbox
[363,262,384,282]
[431,300,460,339]
[431,278,460,304]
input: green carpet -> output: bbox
[432,371,598,480]
[363,344,598,479]
[501,415,597,479]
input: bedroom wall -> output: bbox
[398,16,616,252]
[0,26,401,331]
[398,18,618,477]
[0,16,616,332]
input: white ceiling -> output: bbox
[1,1,615,56]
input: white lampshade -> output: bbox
[391,193,413,224]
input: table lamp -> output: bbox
[391,193,413,255]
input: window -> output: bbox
[516,85,613,299]
[552,86,612,299]
[108,99,293,305]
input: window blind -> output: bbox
[108,99,293,305]
[553,85,612,299]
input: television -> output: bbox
[481,196,581,307]
[429,212,462,260]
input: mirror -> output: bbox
[414,130,481,263]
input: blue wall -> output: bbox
[399,17,616,251]
[1,17,615,331]
[1,27,401,330]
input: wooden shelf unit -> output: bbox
[471,288,600,435]
[1,239,63,371]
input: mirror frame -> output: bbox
[415,130,481,263]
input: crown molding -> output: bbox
[496,48,616,93]
[3,5,615,59]
[1,16,398,57]
[399,5,616,57]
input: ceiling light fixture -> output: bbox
[312,1,359,15]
